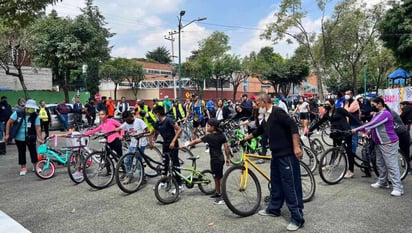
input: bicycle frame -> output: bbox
[237,152,271,190]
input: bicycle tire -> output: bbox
[301,146,318,173]
[35,159,56,179]
[83,151,115,189]
[311,138,325,155]
[198,169,215,195]
[229,141,243,165]
[144,146,163,178]
[318,147,347,185]
[115,152,144,194]
[372,150,409,181]
[300,162,316,202]
[67,152,85,184]
[154,175,179,204]
[321,128,333,147]
[221,165,261,217]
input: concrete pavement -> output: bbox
[1,136,412,233]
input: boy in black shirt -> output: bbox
[182,118,231,205]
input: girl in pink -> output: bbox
[84,110,124,158]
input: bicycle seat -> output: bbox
[187,156,200,161]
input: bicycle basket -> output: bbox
[37,144,48,154]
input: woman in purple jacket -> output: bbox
[352,97,404,197]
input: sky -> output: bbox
[46,0,387,62]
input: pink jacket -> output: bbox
[84,118,123,143]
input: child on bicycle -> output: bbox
[181,118,231,205]
[148,105,182,190]
[84,110,124,175]
[112,111,149,184]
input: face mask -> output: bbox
[27,108,35,114]
[126,119,134,124]
[371,106,379,112]
[324,105,332,111]
[223,103,228,107]
[274,98,280,105]
[345,95,351,100]
[259,107,266,114]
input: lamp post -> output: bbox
[164,31,177,100]
[177,10,207,101]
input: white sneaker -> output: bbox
[171,185,184,195]
[390,190,404,197]
[370,182,390,189]
[205,148,210,153]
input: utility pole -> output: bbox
[164,31,178,100]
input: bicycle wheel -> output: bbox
[311,138,325,155]
[318,147,347,185]
[301,146,318,173]
[115,152,144,194]
[221,165,261,217]
[144,146,163,178]
[35,159,55,179]
[300,162,316,202]
[68,152,85,184]
[83,151,115,189]
[321,128,333,147]
[178,147,195,178]
[229,140,243,165]
[154,175,179,204]
[198,169,215,195]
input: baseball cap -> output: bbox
[207,118,221,129]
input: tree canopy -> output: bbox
[145,46,171,64]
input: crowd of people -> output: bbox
[1,90,412,231]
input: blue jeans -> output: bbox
[266,155,304,226]
[351,125,358,154]
[125,146,146,177]
[0,121,5,141]
[59,114,68,130]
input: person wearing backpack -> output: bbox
[5,99,43,176]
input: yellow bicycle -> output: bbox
[221,147,316,217]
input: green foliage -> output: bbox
[378,0,412,69]
[0,0,61,28]
[145,46,171,64]
[198,31,231,60]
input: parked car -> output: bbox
[46,104,99,131]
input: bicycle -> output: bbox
[299,133,324,173]
[221,145,316,217]
[82,132,124,189]
[114,134,165,194]
[36,134,92,183]
[227,126,263,165]
[318,130,409,185]
[153,148,215,204]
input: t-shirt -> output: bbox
[201,132,227,162]
[120,118,148,147]
[154,117,177,144]
[10,111,41,141]
[298,102,309,113]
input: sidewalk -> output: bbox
[0,211,31,233]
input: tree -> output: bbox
[378,0,412,70]
[0,0,61,28]
[213,54,241,98]
[321,0,386,93]
[145,46,171,64]
[0,27,32,99]
[30,4,112,101]
[261,0,330,100]
[127,59,145,99]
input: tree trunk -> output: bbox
[314,67,324,101]
[114,84,118,101]
[63,68,70,102]
[17,68,29,100]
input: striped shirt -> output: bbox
[354,109,398,145]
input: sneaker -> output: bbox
[171,185,184,195]
[370,182,390,189]
[390,190,404,197]
[205,148,210,153]
[153,182,166,190]
[73,171,83,180]
[210,193,221,199]
[213,197,225,205]
[286,222,303,231]
[408,168,412,175]
[258,209,279,217]
[344,171,354,179]
[19,168,27,176]
[256,160,266,164]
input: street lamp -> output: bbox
[177,10,207,101]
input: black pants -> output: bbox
[86,114,96,127]
[398,131,410,162]
[162,143,181,184]
[16,139,38,165]
[333,134,355,172]
[108,138,123,158]
[41,120,50,139]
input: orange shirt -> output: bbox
[106,100,115,117]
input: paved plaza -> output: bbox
[1,134,412,233]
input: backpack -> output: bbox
[9,111,25,140]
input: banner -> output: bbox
[384,88,400,114]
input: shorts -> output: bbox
[210,160,224,179]
[299,112,309,120]
[193,119,206,128]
